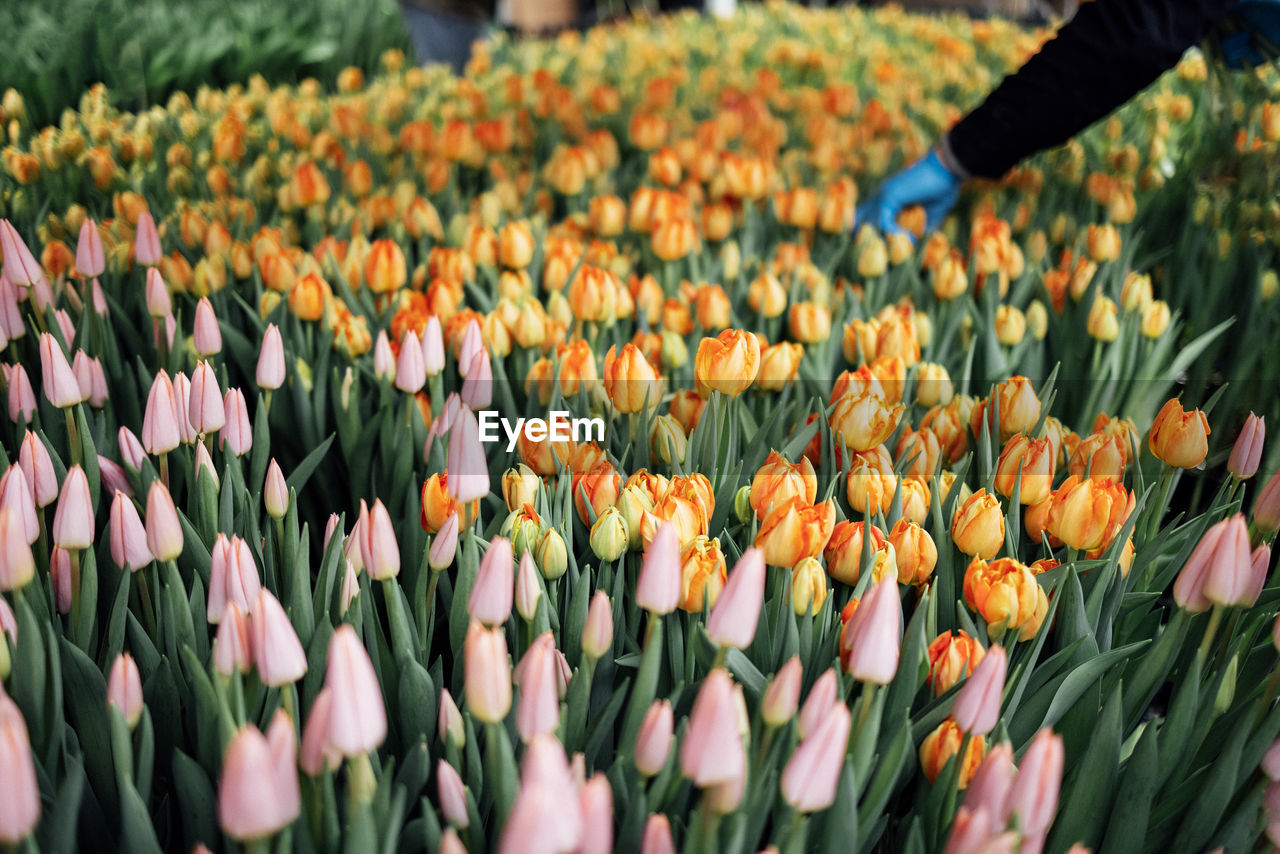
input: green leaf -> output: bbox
[1098,720,1160,854]
[285,433,336,495]
[1049,683,1123,853]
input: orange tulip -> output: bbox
[993,435,1056,505]
[920,718,985,787]
[1046,475,1133,553]
[421,473,479,533]
[823,520,887,586]
[364,239,406,294]
[603,343,662,413]
[1149,398,1210,468]
[927,630,985,696]
[750,452,818,522]
[889,519,937,587]
[678,536,728,612]
[755,497,835,568]
[756,342,804,391]
[845,446,897,517]
[289,272,330,322]
[695,329,761,397]
[951,489,1005,560]
[829,390,904,453]
[963,557,1049,640]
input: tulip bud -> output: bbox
[107,653,144,728]
[439,689,466,748]
[680,669,746,787]
[953,646,1006,735]
[634,699,674,776]
[189,360,226,436]
[782,703,851,813]
[214,602,252,676]
[533,526,568,580]
[733,485,752,524]
[706,548,765,649]
[798,669,838,740]
[840,578,902,684]
[464,621,512,724]
[263,459,289,519]
[429,512,459,570]
[1174,514,1255,611]
[641,815,675,854]
[0,693,41,843]
[52,465,95,550]
[358,499,400,581]
[251,590,308,687]
[323,624,388,756]
[0,469,38,546]
[636,522,681,614]
[761,656,802,727]
[515,637,560,741]
[217,720,300,841]
[144,480,183,562]
[1228,413,1264,480]
[39,332,83,408]
[437,760,469,828]
[515,551,542,622]
[0,509,35,593]
[469,536,514,625]
[581,590,613,661]
[145,267,171,317]
[502,464,540,512]
[951,489,1005,560]
[1149,398,1210,469]
[589,506,629,562]
[193,297,222,357]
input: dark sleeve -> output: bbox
[945,0,1235,180]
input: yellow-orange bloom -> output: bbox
[756,342,804,391]
[788,302,832,343]
[889,519,937,587]
[1046,475,1133,553]
[1067,431,1127,482]
[754,497,835,568]
[695,329,761,397]
[573,462,622,526]
[846,446,897,517]
[420,473,479,533]
[993,435,1056,505]
[951,489,1005,560]
[603,343,662,413]
[498,221,535,269]
[964,557,1048,640]
[364,239,406,294]
[823,520,887,586]
[920,718,985,786]
[750,452,818,522]
[651,216,699,261]
[290,161,330,207]
[1148,398,1210,468]
[927,631,985,696]
[829,390,904,453]
[289,272,330,322]
[678,536,727,612]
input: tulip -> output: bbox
[927,631,985,696]
[461,348,493,410]
[72,351,93,403]
[635,700,674,776]
[437,759,469,827]
[579,774,613,854]
[755,497,836,567]
[953,646,1006,735]
[706,547,765,648]
[962,741,1016,818]
[0,220,42,286]
[110,490,152,571]
[499,782,580,854]
[469,536,514,625]
[439,829,466,854]
[53,465,94,550]
[1256,469,1280,534]
[144,480,183,562]
[423,316,446,375]
[189,360,225,435]
[0,509,35,593]
[694,329,761,397]
[358,499,401,581]
[447,406,489,504]
[213,602,252,676]
[395,330,426,393]
[0,467,38,544]
[942,807,1011,854]
[680,668,746,786]
[1174,515,1256,611]
[0,694,40,843]
[797,667,839,739]
[39,332,83,408]
[762,656,802,727]
[429,512,460,570]
[145,267,172,317]
[7,364,36,423]
[513,549,542,621]
[140,373,179,456]
[781,703,852,812]
[840,577,902,684]
[263,460,289,519]
[602,343,663,413]
[251,590,307,687]
[134,211,163,266]
[750,451,818,521]
[582,590,613,661]
[220,387,252,456]
[516,637,560,740]
[372,330,395,381]
[1228,413,1264,479]
[16,433,55,509]
[640,815,676,854]
[920,718,986,786]
[439,689,465,748]
[465,621,512,723]
[951,489,1005,560]
[1149,398,1210,469]
[49,547,72,613]
[299,687,339,776]
[194,442,219,489]
[257,323,286,390]
[193,297,222,356]
[323,625,388,756]
[1004,728,1064,844]
[107,653,144,728]
[218,720,300,841]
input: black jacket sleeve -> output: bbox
[945,0,1235,180]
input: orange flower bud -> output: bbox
[290,161,330,208]
[694,285,732,331]
[926,630,985,696]
[747,274,788,319]
[788,302,832,344]
[951,489,1005,560]
[1046,476,1133,553]
[963,557,1048,640]
[750,452,818,522]
[846,446,897,517]
[994,435,1056,505]
[420,473,478,533]
[695,329,761,397]
[1067,431,1127,482]
[589,195,627,237]
[573,463,621,526]
[895,428,942,478]
[900,476,932,525]
[1148,398,1210,468]
[889,519,937,587]
[990,376,1041,439]
[364,239,406,294]
[756,342,804,391]
[829,390,904,453]
[823,520,887,586]
[603,343,662,413]
[651,216,699,262]
[920,718,985,786]
[678,536,727,612]
[289,272,330,322]
[754,497,836,568]
[498,221,535,269]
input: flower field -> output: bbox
[3,3,1280,852]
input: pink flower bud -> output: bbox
[299,686,340,777]
[0,467,39,543]
[134,212,163,267]
[962,742,1016,819]
[207,535,261,623]
[446,405,489,503]
[107,653,144,728]
[90,278,109,316]
[458,321,482,377]
[118,426,147,471]
[954,645,1006,735]
[193,297,222,357]
[357,499,400,581]
[0,221,41,286]
[145,267,171,317]
[469,536,514,625]
[1228,414,1264,479]
[110,490,152,572]
[464,620,512,724]
[634,700,674,776]
[840,577,902,684]
[581,590,613,660]
[323,514,341,550]
[460,348,492,410]
[437,759,469,827]
[7,364,36,423]
[250,590,307,687]
[76,219,105,278]
[0,693,41,843]
[782,702,851,813]
[98,456,132,498]
[72,350,93,403]
[579,774,613,854]
[1005,728,1064,838]
[706,547,765,649]
[439,829,466,854]
[762,655,802,727]
[636,522,681,615]
[439,689,465,748]
[145,480,183,562]
[395,330,426,393]
[39,332,83,408]
[370,330,394,382]
[339,559,361,615]
[1175,515,1253,611]
[220,387,252,456]
[640,814,675,854]
[264,460,289,520]
[0,276,24,343]
[515,637,560,741]
[213,602,252,676]
[798,667,838,739]
[88,357,108,407]
[515,550,542,622]
[429,511,459,570]
[194,441,220,489]
[680,668,746,787]
[257,324,285,390]
[188,360,225,436]
[171,371,198,445]
[52,309,75,350]
[1263,738,1280,781]
[422,316,445,375]
[49,547,72,613]
[142,372,180,455]
[0,509,35,593]
[499,783,579,854]
[217,721,300,841]
[1257,470,1280,535]
[323,624,387,756]
[53,465,95,550]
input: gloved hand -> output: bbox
[855,149,964,239]
[1221,1,1280,69]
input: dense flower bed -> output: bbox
[1,4,1280,853]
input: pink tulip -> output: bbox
[7,363,36,423]
[87,357,108,407]
[107,653,144,728]
[220,387,252,456]
[339,560,361,615]
[1004,728,1064,843]
[499,783,579,854]
[52,309,75,348]
[634,699,674,776]
[344,513,365,573]
[579,774,613,854]
[188,360,225,435]
[98,456,132,498]
[464,620,512,724]
[469,536,514,625]
[118,426,147,471]
[706,547,765,649]
[0,693,40,843]
[0,467,39,543]
[0,600,15,647]
[460,348,492,409]
[145,267,171,317]
[207,534,261,623]
[1263,738,1280,781]
[373,330,395,381]
[680,668,746,786]
[358,499,400,581]
[217,721,300,841]
[458,321,483,377]
[640,815,676,854]
[422,316,445,375]
[942,807,1015,854]
[49,546,72,613]
[76,219,105,278]
[39,332,82,408]
[250,590,307,687]
[437,759,469,827]
[1228,414,1264,479]
[636,522,681,615]
[89,278,108,316]
[72,350,93,402]
[134,211,163,266]
[0,509,35,593]
[439,689,465,748]
[962,742,1016,819]
[213,602,252,676]
[171,371,198,445]
[439,829,466,854]
[324,624,388,756]
[841,577,902,684]
[0,221,41,286]
[0,276,23,343]
[193,297,222,356]
[446,405,489,503]
[762,655,802,727]
[515,550,541,622]
[798,667,839,738]
[954,646,1006,735]
[782,702,851,812]
[1257,469,1280,534]
[516,637,561,741]
[519,732,581,802]
[194,442,220,489]
[257,323,285,390]
[53,465,95,550]
[142,371,180,455]
[395,331,426,394]
[145,480,183,562]
[110,490,152,571]
[581,590,614,661]
[323,514,341,549]
[1246,544,1272,609]
[264,460,289,520]
[1175,515,1253,611]
[429,511,460,570]
[299,686,339,776]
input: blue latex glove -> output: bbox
[855,149,963,239]
[1222,1,1280,68]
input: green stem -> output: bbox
[137,567,158,638]
[65,406,82,467]
[1198,605,1225,659]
